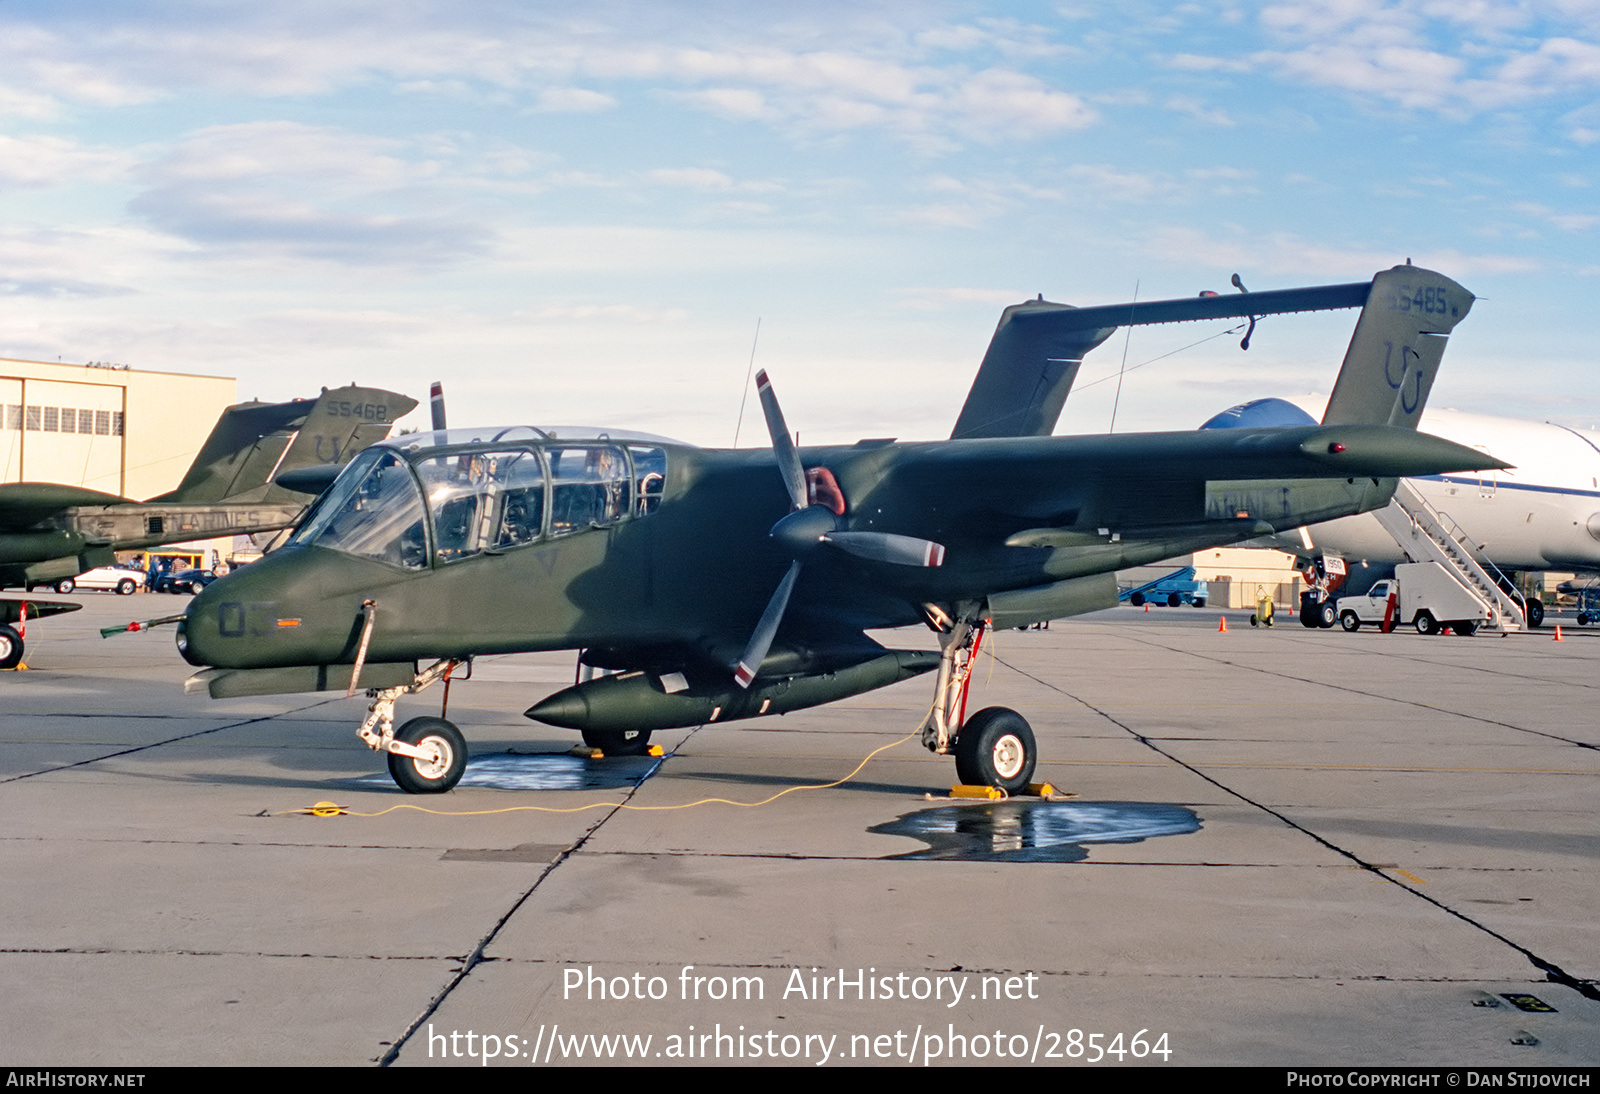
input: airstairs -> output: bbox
[1371,479,1526,633]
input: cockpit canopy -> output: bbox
[289,430,674,570]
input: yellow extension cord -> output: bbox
[284,629,1005,819]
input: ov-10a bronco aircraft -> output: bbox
[174,264,1500,794]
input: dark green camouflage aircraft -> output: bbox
[0,384,415,667]
[175,265,1501,794]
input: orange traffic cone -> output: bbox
[1553,625,1564,642]
[1218,616,1228,633]
[1144,602,1149,612]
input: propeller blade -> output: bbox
[430,381,447,431]
[823,531,946,567]
[755,370,807,510]
[733,560,801,688]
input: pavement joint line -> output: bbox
[0,697,350,785]
[23,835,1571,871]
[569,849,1306,865]
[1116,633,1600,753]
[0,836,482,850]
[992,653,1600,1005]
[373,724,705,1067]
[0,946,447,961]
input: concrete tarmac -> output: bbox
[2,594,1596,1067]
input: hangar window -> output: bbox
[4,406,18,430]
[43,407,58,431]
[24,406,40,431]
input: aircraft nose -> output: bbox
[174,553,292,669]
[177,574,232,667]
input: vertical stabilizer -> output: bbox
[1321,265,1474,430]
[152,385,417,504]
[951,301,1118,440]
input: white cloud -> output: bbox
[517,302,689,323]
[670,87,771,120]
[894,286,1031,309]
[531,87,617,112]
[1165,95,1237,126]
[0,134,130,187]
[128,122,495,266]
[0,7,1099,152]
[1513,201,1600,231]
[1144,226,1542,278]
[1246,1,1600,116]
[646,167,783,192]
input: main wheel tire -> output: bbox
[1340,610,1361,632]
[1526,599,1544,628]
[1454,621,1478,636]
[1317,601,1337,628]
[54,579,74,594]
[1579,612,1590,626]
[0,624,22,669]
[1193,598,1206,608]
[1129,592,1145,607]
[1167,592,1182,608]
[387,717,467,794]
[1414,610,1438,636]
[116,579,136,595]
[954,707,1036,793]
[580,726,653,756]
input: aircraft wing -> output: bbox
[0,483,128,531]
[868,423,1506,550]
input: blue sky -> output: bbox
[2,1,1597,443]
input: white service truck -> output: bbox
[1336,562,1491,636]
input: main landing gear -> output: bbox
[358,659,469,793]
[0,624,23,670]
[581,726,654,756]
[920,612,1038,793]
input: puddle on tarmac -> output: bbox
[869,801,1201,862]
[361,752,663,792]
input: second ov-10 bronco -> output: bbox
[174,265,1501,793]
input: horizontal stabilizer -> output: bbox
[952,280,1372,440]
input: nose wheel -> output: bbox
[387,717,467,794]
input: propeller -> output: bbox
[430,381,447,431]
[732,371,946,688]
